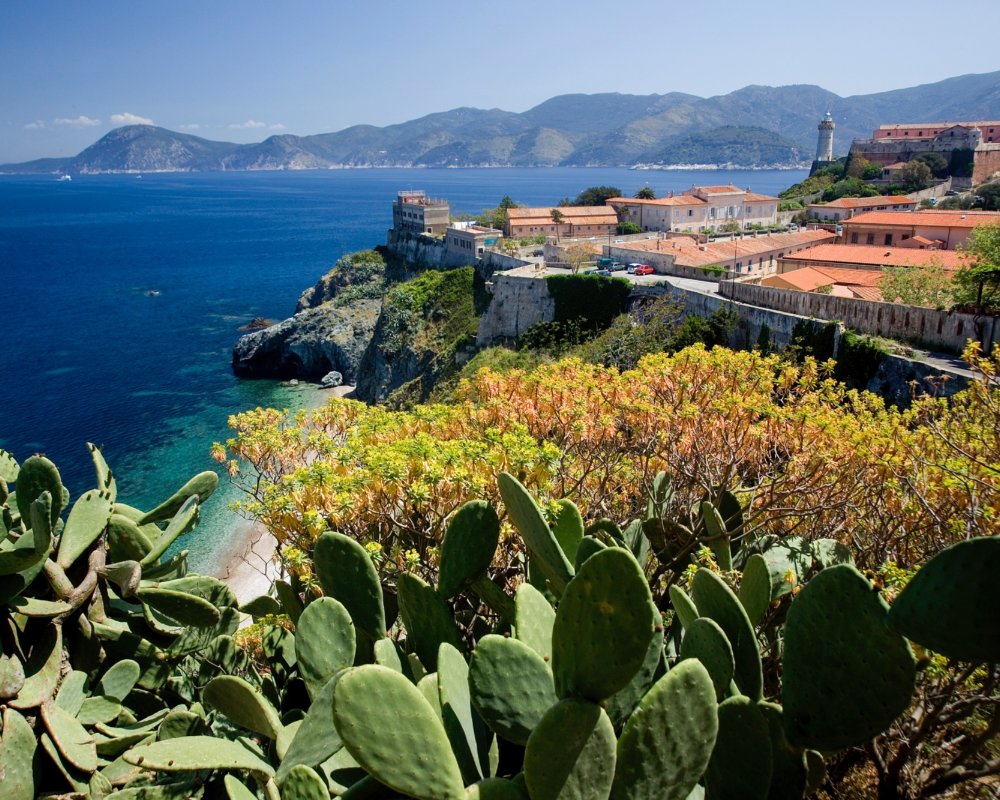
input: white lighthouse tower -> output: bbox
[815,112,835,163]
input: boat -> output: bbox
[57,174,72,182]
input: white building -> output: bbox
[608,185,778,233]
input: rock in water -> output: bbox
[320,371,343,388]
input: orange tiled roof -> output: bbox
[507,206,618,224]
[782,243,963,270]
[850,286,884,301]
[608,196,706,207]
[617,230,834,267]
[766,266,883,292]
[814,196,914,209]
[844,210,1000,228]
[743,192,779,202]
[691,185,744,194]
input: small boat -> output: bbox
[57,174,72,182]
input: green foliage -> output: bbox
[954,220,1000,310]
[475,195,520,231]
[617,220,641,235]
[913,151,949,179]
[779,162,844,199]
[634,186,656,200]
[545,273,631,332]
[897,160,933,191]
[566,186,622,206]
[949,148,974,178]
[879,261,954,309]
[821,176,880,202]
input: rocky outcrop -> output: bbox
[232,299,381,383]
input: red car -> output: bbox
[633,265,654,276]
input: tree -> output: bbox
[571,186,623,206]
[475,195,520,230]
[954,220,1000,310]
[878,261,954,308]
[550,208,565,226]
[635,186,656,200]
[897,161,933,191]
[914,152,949,178]
[564,242,595,274]
[617,221,641,235]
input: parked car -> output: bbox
[634,265,654,276]
[611,262,627,271]
[596,268,612,277]
[627,263,642,274]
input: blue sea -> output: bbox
[0,167,806,570]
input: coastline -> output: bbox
[210,383,356,605]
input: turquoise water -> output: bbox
[0,167,806,569]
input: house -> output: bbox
[776,243,963,274]
[608,229,834,278]
[806,195,916,221]
[840,210,1000,250]
[443,223,502,267]
[392,190,451,235]
[504,206,618,239]
[607,185,778,233]
[762,266,885,300]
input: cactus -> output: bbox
[438,642,491,784]
[294,596,356,698]
[782,565,916,750]
[700,501,733,572]
[668,584,699,630]
[56,488,115,569]
[275,674,345,785]
[679,616,734,701]
[439,500,501,598]
[611,659,718,800]
[204,675,284,740]
[124,735,275,777]
[137,586,222,628]
[738,553,771,626]
[14,454,66,526]
[333,665,466,800]
[573,535,607,570]
[9,622,61,709]
[887,536,1000,663]
[497,472,574,596]
[0,707,37,800]
[605,625,664,730]
[513,582,555,661]
[280,764,329,800]
[705,696,772,800]
[552,547,659,702]
[524,699,616,800]
[462,778,530,799]
[550,499,584,565]
[137,470,219,524]
[469,634,558,745]
[313,530,386,643]
[397,572,463,671]
[42,701,98,773]
[691,568,762,701]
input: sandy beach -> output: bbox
[211,383,355,606]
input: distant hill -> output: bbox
[5,71,1000,173]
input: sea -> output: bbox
[0,167,807,570]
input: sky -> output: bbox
[2,0,999,163]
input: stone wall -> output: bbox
[385,229,447,268]
[725,281,997,354]
[476,273,556,345]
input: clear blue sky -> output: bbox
[2,0,998,162]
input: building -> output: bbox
[806,195,916,221]
[505,206,618,239]
[849,121,1000,185]
[776,243,963,274]
[609,229,834,278]
[607,185,778,234]
[443,223,502,267]
[392,190,451,235]
[762,266,884,300]
[840,210,1000,250]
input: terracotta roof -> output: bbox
[812,196,914,210]
[743,192,779,202]
[908,235,938,246]
[850,286,884,301]
[507,206,618,225]
[608,196,706,207]
[781,243,963,270]
[843,210,1000,228]
[884,162,910,170]
[765,266,883,292]
[616,230,834,268]
[691,185,744,194]
[877,121,1000,131]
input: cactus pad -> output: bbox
[438,500,501,598]
[0,707,37,800]
[783,565,916,750]
[668,585,699,630]
[887,537,1000,663]
[15,455,65,526]
[56,489,114,569]
[680,616,734,701]
[204,675,283,740]
[275,673,344,784]
[280,764,329,800]
[552,547,658,702]
[611,659,718,800]
[469,634,557,745]
[42,702,98,773]
[438,643,490,783]
[138,470,218,524]
[313,531,386,642]
[550,499,584,564]
[397,572,463,671]
[294,596,356,698]
[738,553,771,626]
[513,582,555,661]
[124,735,274,777]
[691,568,762,701]
[498,472,574,596]
[524,699,616,800]
[705,696,772,800]
[333,665,465,800]
[137,587,222,628]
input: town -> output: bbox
[385,114,1000,373]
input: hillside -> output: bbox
[4,70,1000,172]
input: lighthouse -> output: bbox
[815,112,835,163]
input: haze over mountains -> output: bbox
[5,71,1000,173]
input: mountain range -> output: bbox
[5,71,1000,172]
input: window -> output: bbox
[850,233,859,244]
[687,209,694,217]
[866,234,875,245]
[884,234,893,245]
[710,208,716,219]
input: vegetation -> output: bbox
[879,261,955,309]
[634,186,656,199]
[475,195,519,230]
[546,274,630,330]
[779,162,846,200]
[954,220,1000,311]
[617,220,642,235]
[560,185,622,207]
